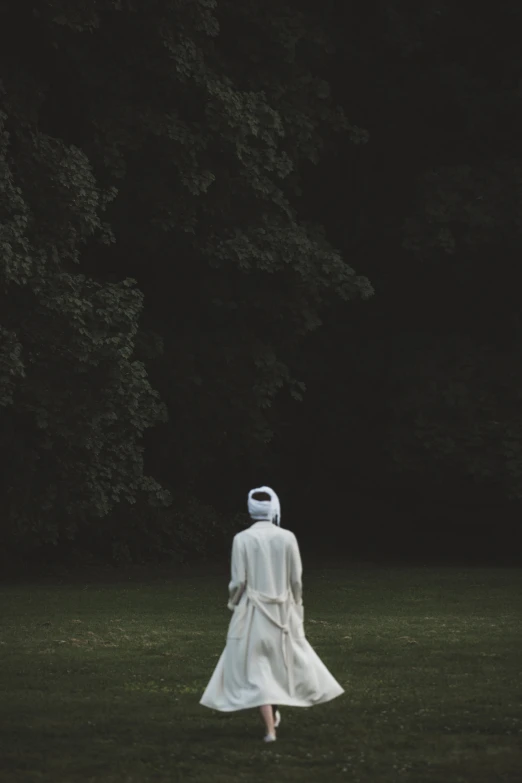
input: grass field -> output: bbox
[1,561,521,782]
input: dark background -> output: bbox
[1,0,522,570]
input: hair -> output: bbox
[252,491,271,501]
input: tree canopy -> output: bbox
[0,0,372,561]
[2,0,522,565]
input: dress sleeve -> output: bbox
[289,533,303,606]
[227,535,246,611]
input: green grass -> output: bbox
[1,561,521,782]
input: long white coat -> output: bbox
[199,520,345,711]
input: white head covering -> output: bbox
[247,485,281,526]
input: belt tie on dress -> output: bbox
[246,586,295,697]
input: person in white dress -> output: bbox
[199,486,345,742]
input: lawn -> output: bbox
[1,561,521,782]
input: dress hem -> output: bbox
[199,688,345,712]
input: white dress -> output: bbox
[199,520,345,711]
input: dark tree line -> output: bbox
[1,0,521,566]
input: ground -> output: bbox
[1,560,521,782]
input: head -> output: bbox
[247,486,281,525]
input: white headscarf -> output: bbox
[247,485,281,526]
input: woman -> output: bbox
[199,486,344,742]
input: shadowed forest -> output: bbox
[1,1,522,569]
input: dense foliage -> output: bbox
[0,0,371,561]
[1,0,521,564]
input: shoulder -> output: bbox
[274,527,299,546]
[235,526,296,542]
[280,527,297,540]
[280,528,297,542]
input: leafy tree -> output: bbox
[47,0,372,494]
[0,0,372,559]
[0,100,168,553]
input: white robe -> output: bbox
[199,520,345,711]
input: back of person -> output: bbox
[240,523,295,600]
[199,485,344,738]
